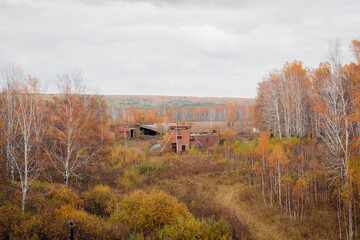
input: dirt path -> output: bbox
[216,184,288,240]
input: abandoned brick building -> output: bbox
[106,123,220,153]
[163,125,220,153]
[169,125,191,153]
[109,124,139,139]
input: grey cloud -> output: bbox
[0,0,360,97]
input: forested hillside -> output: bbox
[104,95,254,109]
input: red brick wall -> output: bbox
[169,125,191,153]
[109,125,132,139]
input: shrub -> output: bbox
[154,217,232,240]
[137,162,165,175]
[107,145,127,167]
[11,215,46,240]
[238,185,257,202]
[82,184,117,217]
[111,190,191,234]
[45,205,127,240]
[221,128,236,142]
[45,184,83,210]
[0,204,47,240]
[105,145,141,172]
[117,169,141,190]
[1,203,127,240]
[189,145,201,157]
[0,204,22,239]
[24,182,83,213]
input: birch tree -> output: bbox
[283,61,310,137]
[312,41,354,239]
[224,102,237,126]
[46,72,106,185]
[14,75,47,213]
[0,65,23,181]
[255,131,271,205]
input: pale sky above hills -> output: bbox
[1,0,360,97]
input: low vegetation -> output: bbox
[3,47,360,240]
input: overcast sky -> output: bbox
[1,0,360,97]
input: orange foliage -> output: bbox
[221,128,236,141]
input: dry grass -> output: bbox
[216,184,289,240]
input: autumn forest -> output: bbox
[1,39,360,240]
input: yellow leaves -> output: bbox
[111,189,191,233]
[51,205,125,240]
[252,161,263,175]
[136,109,145,124]
[271,144,289,165]
[340,183,355,208]
[28,183,83,210]
[106,144,144,171]
[82,184,117,217]
[224,101,237,126]
[217,158,229,164]
[221,128,236,142]
[189,144,201,156]
[313,61,331,84]
[48,185,83,208]
[155,216,232,239]
[11,214,43,240]
[116,169,140,190]
[348,158,360,193]
[342,61,360,122]
[255,131,270,157]
[162,133,170,142]
[293,176,310,198]
[0,204,22,236]
[111,190,231,239]
[351,39,360,63]
[283,60,308,79]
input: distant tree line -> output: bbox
[109,102,253,126]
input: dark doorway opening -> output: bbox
[172,143,177,152]
[130,129,134,138]
[182,145,186,152]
